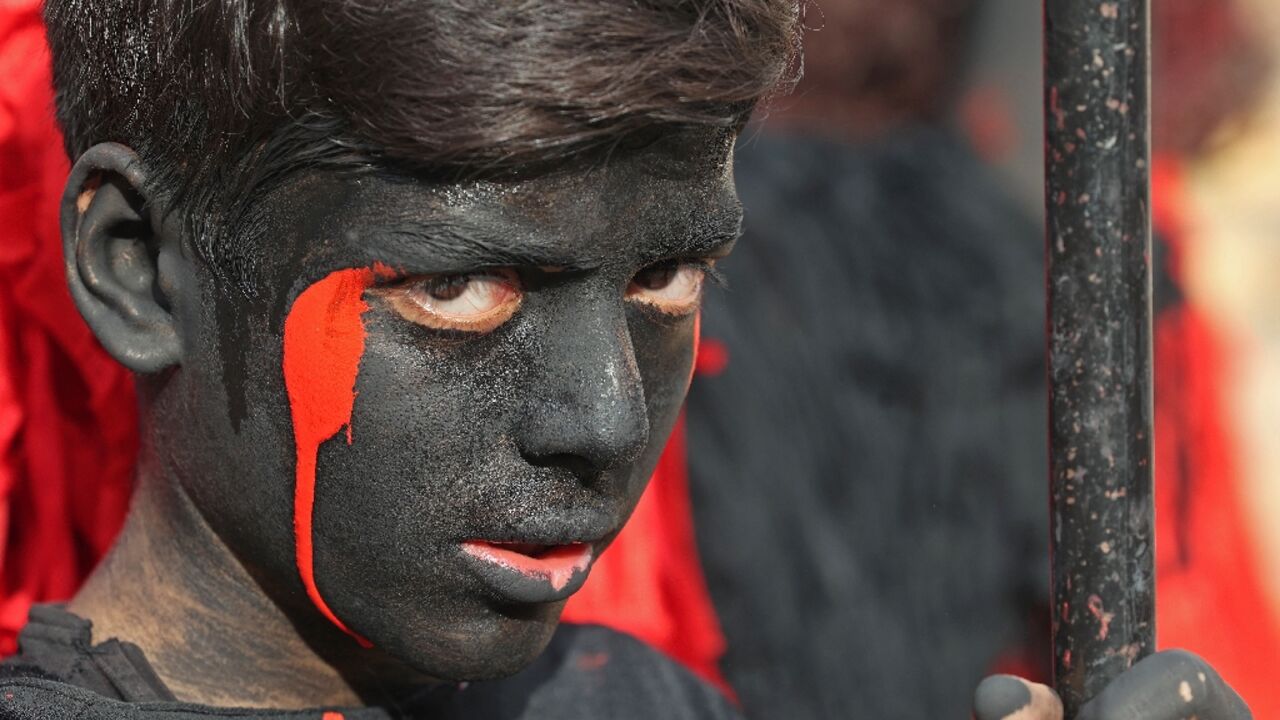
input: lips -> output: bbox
[460,539,596,604]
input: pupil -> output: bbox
[427,276,468,301]
[638,266,677,290]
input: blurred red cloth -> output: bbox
[0,0,728,692]
[561,412,730,695]
[1152,157,1280,719]
[0,0,136,655]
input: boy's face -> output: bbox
[161,128,740,680]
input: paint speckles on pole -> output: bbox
[1044,0,1154,716]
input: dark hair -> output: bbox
[43,0,800,291]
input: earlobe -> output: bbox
[62,142,182,373]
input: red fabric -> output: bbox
[692,338,729,378]
[0,0,137,656]
[562,413,730,695]
[1151,156,1280,719]
[0,2,730,693]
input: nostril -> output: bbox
[521,452,603,485]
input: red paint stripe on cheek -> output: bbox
[283,268,376,648]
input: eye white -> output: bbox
[638,266,702,301]
[421,277,513,316]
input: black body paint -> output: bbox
[973,675,1033,719]
[1074,650,1252,720]
[65,129,740,704]
[1044,0,1155,714]
[212,131,733,679]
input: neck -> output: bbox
[69,460,362,709]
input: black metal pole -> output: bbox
[1044,0,1154,716]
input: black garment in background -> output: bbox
[687,128,1050,719]
[0,606,739,720]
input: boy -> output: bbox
[0,2,1253,718]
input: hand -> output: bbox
[973,650,1252,719]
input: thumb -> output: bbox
[974,675,1065,720]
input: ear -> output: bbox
[62,143,182,372]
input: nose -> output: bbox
[516,299,650,477]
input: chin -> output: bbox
[376,598,566,681]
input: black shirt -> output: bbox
[0,606,739,720]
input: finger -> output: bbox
[974,675,1065,720]
[1076,649,1253,720]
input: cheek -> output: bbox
[631,312,699,437]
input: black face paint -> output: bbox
[154,128,741,681]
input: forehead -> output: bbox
[265,128,741,291]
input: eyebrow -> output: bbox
[632,199,745,263]
[661,211,743,259]
[361,203,743,273]
[361,218,593,272]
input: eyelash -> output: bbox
[675,259,727,288]
[625,259,723,317]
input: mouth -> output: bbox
[460,539,596,604]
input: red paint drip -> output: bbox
[282,268,377,648]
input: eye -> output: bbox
[379,269,522,334]
[626,261,709,316]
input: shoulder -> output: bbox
[0,676,388,720]
[0,625,739,720]
[414,623,742,720]
[0,675,175,719]
[537,624,739,719]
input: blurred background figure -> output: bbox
[686,0,1280,717]
[686,2,1048,717]
[1144,1,1280,717]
